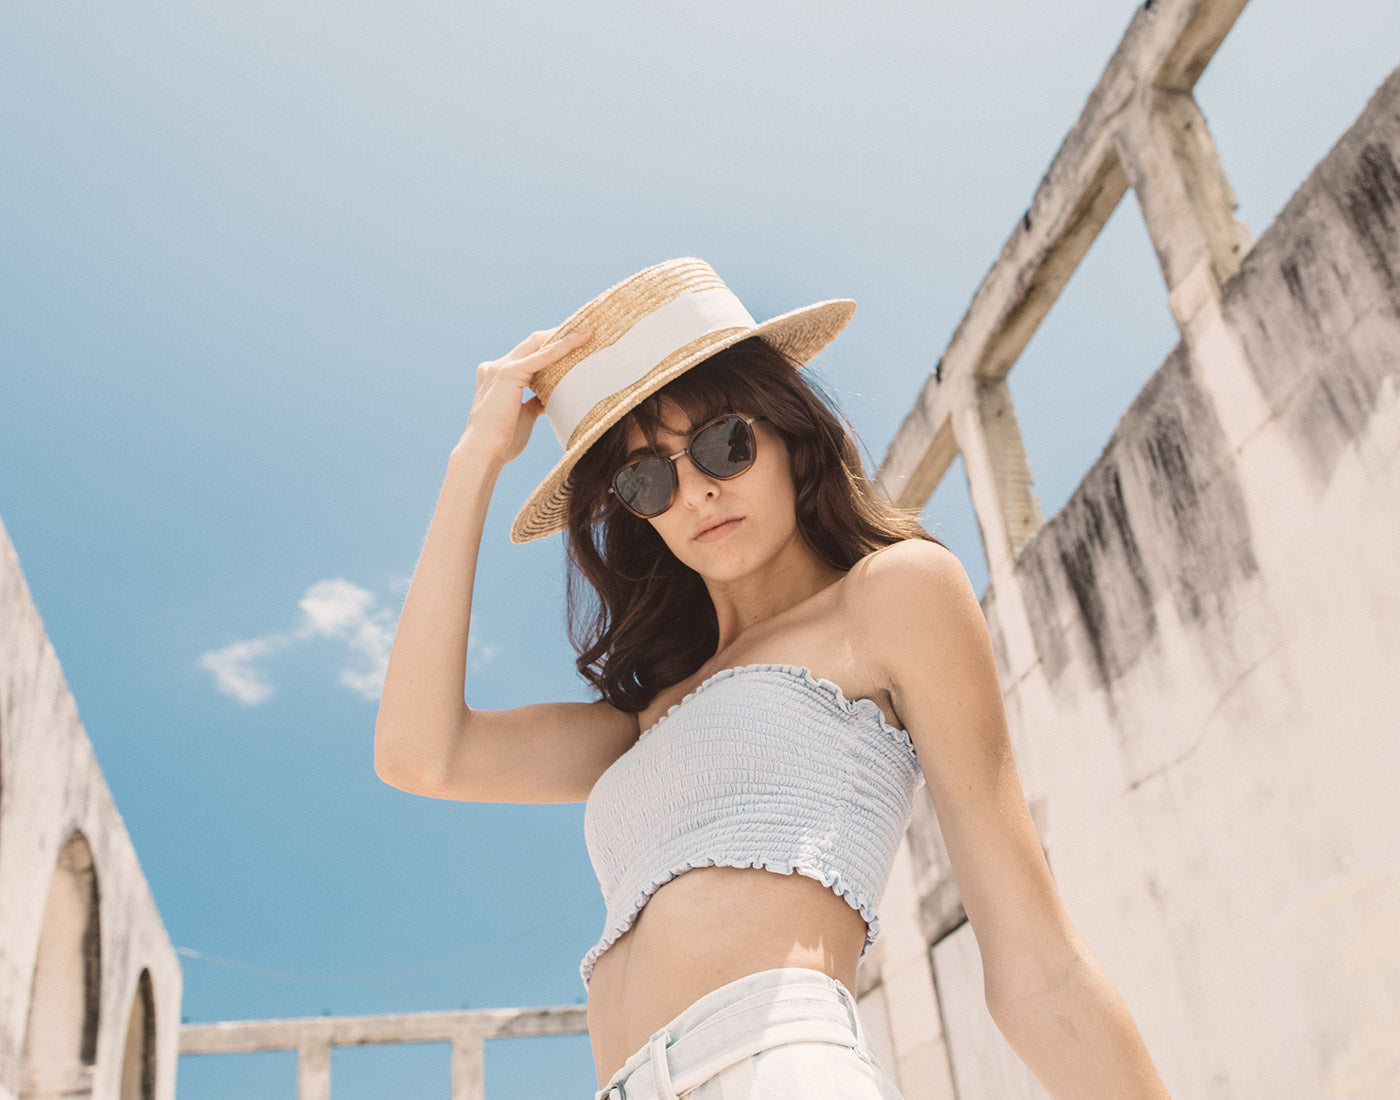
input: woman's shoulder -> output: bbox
[840,538,977,639]
[847,537,966,591]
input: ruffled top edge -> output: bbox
[638,662,919,760]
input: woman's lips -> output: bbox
[694,517,742,542]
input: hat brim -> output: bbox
[509,297,856,543]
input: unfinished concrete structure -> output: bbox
[0,516,183,1100]
[180,1004,587,1100]
[0,513,590,1099]
[854,0,1400,1096]
[4,0,1397,1095]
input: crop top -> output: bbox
[580,663,925,986]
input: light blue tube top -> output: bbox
[581,663,925,986]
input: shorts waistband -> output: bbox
[597,968,867,1100]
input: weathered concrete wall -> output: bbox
[0,517,182,1100]
[869,70,1400,1098]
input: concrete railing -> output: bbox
[180,1005,589,1100]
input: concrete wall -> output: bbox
[865,68,1400,1099]
[0,517,182,1100]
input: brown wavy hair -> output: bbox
[565,336,933,713]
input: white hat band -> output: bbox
[544,286,757,447]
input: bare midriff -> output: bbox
[585,864,869,1087]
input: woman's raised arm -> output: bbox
[855,540,1170,1098]
[374,326,638,804]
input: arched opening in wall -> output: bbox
[119,970,156,1100]
[20,830,102,1100]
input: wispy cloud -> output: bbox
[292,579,397,701]
[198,577,498,706]
[198,635,291,705]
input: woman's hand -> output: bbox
[455,326,593,465]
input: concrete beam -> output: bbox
[876,0,1250,516]
[179,1005,588,1054]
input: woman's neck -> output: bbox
[704,538,845,652]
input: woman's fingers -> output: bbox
[508,328,556,358]
[479,327,589,391]
[529,325,592,366]
[507,325,591,367]
[458,327,591,463]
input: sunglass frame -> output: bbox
[609,414,764,519]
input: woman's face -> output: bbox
[620,400,802,583]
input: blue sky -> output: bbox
[1,2,1394,1096]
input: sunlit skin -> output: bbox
[376,328,1171,1097]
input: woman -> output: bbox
[375,259,1169,1098]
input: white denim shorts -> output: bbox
[594,968,905,1100]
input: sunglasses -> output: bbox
[610,414,764,519]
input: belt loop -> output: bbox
[648,1029,678,1100]
[835,978,868,1048]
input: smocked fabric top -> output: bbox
[580,663,925,986]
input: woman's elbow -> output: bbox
[374,717,465,797]
[373,736,414,792]
[981,932,1091,1031]
[373,718,428,793]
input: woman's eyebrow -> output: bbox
[623,418,699,460]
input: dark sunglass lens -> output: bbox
[691,417,754,479]
[613,456,674,517]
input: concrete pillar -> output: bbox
[977,379,1044,558]
[1136,89,1251,288]
[1115,82,1314,562]
[951,389,1042,685]
[296,1041,330,1100]
[450,1037,485,1100]
[953,389,1015,582]
[1113,88,1269,450]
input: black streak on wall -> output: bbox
[1228,76,1400,478]
[1343,142,1400,293]
[1018,344,1257,693]
[1040,456,1157,691]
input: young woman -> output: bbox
[374,259,1169,1098]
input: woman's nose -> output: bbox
[674,454,719,506]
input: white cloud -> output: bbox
[199,578,392,705]
[294,578,397,701]
[200,577,501,706]
[295,578,377,639]
[197,635,291,705]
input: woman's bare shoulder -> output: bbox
[840,539,981,673]
[844,538,970,605]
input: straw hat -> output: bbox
[510,258,856,543]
